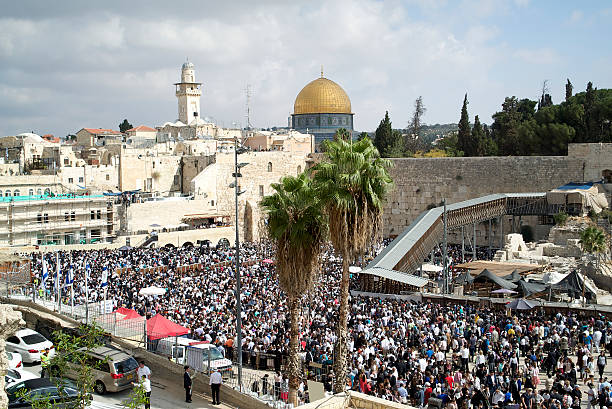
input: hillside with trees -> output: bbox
[374,81,612,158]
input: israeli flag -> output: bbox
[101,266,108,288]
[41,257,48,286]
[55,255,61,289]
[66,267,74,286]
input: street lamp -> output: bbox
[231,138,248,390]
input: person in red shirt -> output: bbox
[445,373,454,389]
[424,382,433,404]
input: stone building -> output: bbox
[291,71,354,144]
[175,61,202,125]
[75,128,122,148]
[0,193,116,246]
[243,130,314,154]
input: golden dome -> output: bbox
[293,77,352,115]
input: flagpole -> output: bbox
[85,264,89,325]
[70,267,74,317]
[56,253,61,313]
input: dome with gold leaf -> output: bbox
[293,77,352,115]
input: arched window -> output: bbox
[267,162,272,172]
[28,189,34,196]
[5,190,11,197]
[0,191,3,197]
[13,190,20,197]
[44,188,51,195]
[37,189,42,195]
[297,165,302,175]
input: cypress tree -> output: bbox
[457,94,472,156]
[565,79,573,102]
[374,111,401,157]
[471,115,485,156]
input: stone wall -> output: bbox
[214,151,309,241]
[181,155,215,194]
[383,156,585,240]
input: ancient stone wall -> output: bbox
[215,152,309,241]
[383,156,585,240]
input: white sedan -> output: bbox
[4,367,38,387]
[6,351,23,369]
[5,329,55,363]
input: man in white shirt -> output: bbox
[133,374,152,409]
[137,361,151,380]
[209,368,223,405]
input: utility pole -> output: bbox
[232,138,248,391]
[442,199,448,294]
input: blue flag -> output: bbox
[101,267,108,288]
[41,257,48,287]
[66,267,74,286]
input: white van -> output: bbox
[156,338,233,376]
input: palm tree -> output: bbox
[260,172,328,405]
[580,226,607,269]
[311,136,393,393]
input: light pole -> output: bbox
[231,138,248,390]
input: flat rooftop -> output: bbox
[454,260,544,276]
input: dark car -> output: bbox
[6,378,85,408]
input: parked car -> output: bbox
[6,351,23,369]
[60,346,138,394]
[4,368,38,388]
[6,329,55,364]
[6,378,84,408]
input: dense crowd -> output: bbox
[29,242,612,408]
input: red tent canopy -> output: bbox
[146,314,189,340]
[114,308,142,320]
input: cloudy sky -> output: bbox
[1,0,610,137]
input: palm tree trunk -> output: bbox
[333,254,350,393]
[288,295,300,406]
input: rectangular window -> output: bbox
[71,211,76,221]
[78,177,84,183]
[64,158,69,165]
[259,185,264,196]
[90,211,95,220]
[97,210,101,219]
[106,174,110,181]
[37,214,42,224]
[68,178,73,183]
[43,213,49,223]
[64,212,69,221]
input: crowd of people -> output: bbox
[28,241,612,408]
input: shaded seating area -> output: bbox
[471,269,518,296]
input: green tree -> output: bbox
[311,137,393,393]
[565,79,573,102]
[260,173,328,405]
[119,119,133,133]
[580,226,607,268]
[457,94,472,156]
[436,131,463,157]
[406,96,426,152]
[471,115,485,156]
[15,324,112,409]
[374,111,403,157]
[334,128,350,142]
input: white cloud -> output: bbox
[569,9,583,23]
[513,48,559,65]
[0,0,605,137]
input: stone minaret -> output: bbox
[175,60,202,125]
